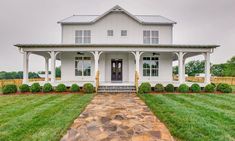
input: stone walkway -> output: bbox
[61,94,173,141]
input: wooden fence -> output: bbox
[0,78,61,88]
[174,76,235,85]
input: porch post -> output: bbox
[50,51,56,83]
[92,51,102,92]
[45,57,49,82]
[135,51,140,73]
[178,52,184,84]
[204,52,211,84]
[23,51,29,84]
[182,58,186,82]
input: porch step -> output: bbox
[98,85,136,93]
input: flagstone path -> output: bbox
[61,94,173,141]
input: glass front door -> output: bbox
[111,59,122,81]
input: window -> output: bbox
[121,30,127,36]
[143,30,150,44]
[143,57,159,76]
[151,31,159,44]
[107,30,113,36]
[75,30,91,44]
[143,30,159,44]
[75,56,91,76]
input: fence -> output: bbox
[0,78,61,88]
[176,76,235,85]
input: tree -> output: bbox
[56,67,61,77]
[185,60,205,76]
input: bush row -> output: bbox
[2,83,94,95]
[138,82,232,94]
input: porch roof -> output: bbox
[15,44,219,49]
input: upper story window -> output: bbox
[75,30,91,44]
[107,30,113,36]
[75,56,91,76]
[121,30,127,36]
[143,30,159,44]
[143,57,159,77]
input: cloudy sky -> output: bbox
[0,0,234,72]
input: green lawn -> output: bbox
[140,94,235,141]
[0,94,93,141]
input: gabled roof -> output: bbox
[58,5,176,25]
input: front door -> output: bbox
[111,59,122,81]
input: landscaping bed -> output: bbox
[0,94,93,141]
[140,94,235,141]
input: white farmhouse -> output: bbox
[15,5,219,92]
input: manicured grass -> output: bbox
[231,85,235,92]
[140,94,235,141]
[0,94,93,141]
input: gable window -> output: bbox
[75,56,91,76]
[75,30,91,44]
[121,30,127,36]
[143,30,159,44]
[143,57,159,77]
[107,30,113,36]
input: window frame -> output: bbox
[75,56,92,77]
[143,30,159,44]
[142,56,159,77]
[75,30,91,44]
[121,30,127,36]
[107,30,114,36]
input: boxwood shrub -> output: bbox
[190,83,201,93]
[56,84,67,92]
[139,82,151,94]
[30,83,41,93]
[216,83,232,93]
[70,84,80,92]
[2,84,17,94]
[19,84,30,93]
[178,84,189,93]
[165,84,174,92]
[43,83,53,93]
[154,84,164,92]
[83,83,94,94]
[204,84,215,92]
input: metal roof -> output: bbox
[15,44,219,48]
[58,5,176,25]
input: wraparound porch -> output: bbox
[15,44,218,92]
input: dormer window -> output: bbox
[107,30,113,36]
[75,30,91,44]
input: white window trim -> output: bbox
[121,30,127,36]
[143,30,159,44]
[75,56,92,77]
[75,30,91,44]
[142,56,159,78]
[107,30,114,36]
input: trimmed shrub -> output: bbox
[43,83,53,93]
[70,84,80,92]
[2,84,17,94]
[216,83,223,91]
[165,84,174,92]
[217,83,232,93]
[211,83,216,87]
[139,82,151,94]
[178,84,189,93]
[154,84,164,92]
[83,83,94,94]
[190,83,201,93]
[30,83,41,93]
[19,84,30,93]
[204,84,215,92]
[56,84,67,92]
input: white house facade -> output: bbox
[15,5,219,92]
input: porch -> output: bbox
[15,44,219,91]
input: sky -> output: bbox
[0,0,234,72]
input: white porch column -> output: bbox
[205,52,211,84]
[94,51,99,74]
[182,58,186,82]
[178,52,184,84]
[50,51,56,83]
[23,51,29,84]
[45,57,49,82]
[135,51,141,73]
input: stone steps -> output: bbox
[98,85,136,93]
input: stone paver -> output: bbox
[61,94,174,141]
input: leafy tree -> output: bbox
[56,67,61,77]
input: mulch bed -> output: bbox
[148,91,235,94]
[0,91,87,96]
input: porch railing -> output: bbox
[135,71,139,93]
[95,71,100,93]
